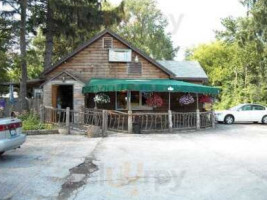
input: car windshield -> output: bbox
[229,105,242,111]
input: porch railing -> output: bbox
[107,110,128,132]
[172,112,197,130]
[133,112,169,132]
[200,112,213,128]
[43,106,67,124]
[40,106,215,134]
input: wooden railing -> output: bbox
[83,109,103,127]
[40,106,215,134]
[107,111,128,132]
[43,106,67,124]
[133,112,169,132]
[172,112,197,130]
[200,112,213,128]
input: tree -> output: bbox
[1,0,29,110]
[20,0,28,110]
[107,0,178,60]
[30,0,124,70]
[188,1,267,109]
[0,17,11,94]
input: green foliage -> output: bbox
[108,0,178,60]
[18,112,55,131]
[7,29,45,81]
[188,2,267,109]
[0,17,12,93]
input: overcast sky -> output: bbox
[111,0,247,60]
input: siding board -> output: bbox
[46,33,169,82]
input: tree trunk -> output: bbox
[44,0,54,70]
[20,0,28,111]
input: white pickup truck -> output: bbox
[0,118,26,156]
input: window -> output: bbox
[116,91,127,110]
[103,37,113,49]
[115,91,153,110]
[128,62,142,75]
[131,92,153,110]
[131,91,140,108]
[241,105,252,111]
[252,105,265,110]
[33,89,43,99]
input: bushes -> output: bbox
[18,112,55,131]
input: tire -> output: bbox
[0,152,5,156]
[262,115,267,124]
[224,115,234,124]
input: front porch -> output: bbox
[41,78,219,134]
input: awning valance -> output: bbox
[82,78,220,95]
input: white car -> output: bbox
[215,104,267,124]
[0,117,26,156]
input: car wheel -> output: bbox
[0,152,5,156]
[262,115,267,124]
[224,115,234,124]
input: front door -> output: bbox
[51,85,74,109]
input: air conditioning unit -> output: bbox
[109,49,132,62]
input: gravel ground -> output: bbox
[1,124,267,200]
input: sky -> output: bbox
[111,0,247,60]
[0,0,247,60]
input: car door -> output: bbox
[235,105,253,122]
[251,105,266,122]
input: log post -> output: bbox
[196,109,200,130]
[196,93,200,130]
[127,91,133,134]
[102,110,108,137]
[128,110,133,134]
[80,105,84,125]
[66,107,70,134]
[212,111,216,128]
[168,110,173,133]
[40,105,45,123]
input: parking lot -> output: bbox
[1,124,267,200]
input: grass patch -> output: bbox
[18,112,56,131]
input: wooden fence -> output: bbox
[0,98,42,117]
[40,106,215,134]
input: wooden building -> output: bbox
[40,29,218,113]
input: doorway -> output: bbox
[52,85,73,109]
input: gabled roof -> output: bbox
[40,71,84,87]
[157,61,208,81]
[42,29,175,77]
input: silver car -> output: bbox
[0,117,26,156]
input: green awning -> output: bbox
[82,78,220,95]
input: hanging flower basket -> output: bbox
[199,95,213,103]
[179,94,195,105]
[94,93,110,104]
[146,94,163,108]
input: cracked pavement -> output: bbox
[1,124,267,200]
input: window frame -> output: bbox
[115,91,153,110]
[102,37,113,49]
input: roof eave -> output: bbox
[172,77,209,82]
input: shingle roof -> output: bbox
[157,61,208,81]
